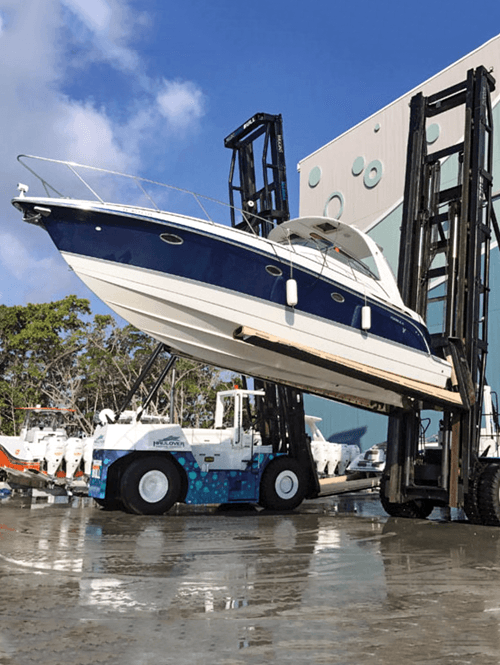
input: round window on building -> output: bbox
[323,191,345,219]
[308,166,322,188]
[352,156,365,176]
[426,123,440,144]
[363,160,383,189]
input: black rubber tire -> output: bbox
[120,455,181,515]
[94,497,124,511]
[379,476,434,519]
[477,463,500,526]
[259,457,306,511]
[93,464,124,511]
[464,463,486,524]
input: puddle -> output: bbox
[0,493,498,664]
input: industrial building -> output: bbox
[302,34,500,446]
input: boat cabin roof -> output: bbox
[267,216,378,263]
[268,216,411,311]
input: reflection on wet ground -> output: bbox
[0,491,499,664]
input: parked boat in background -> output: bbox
[347,442,387,476]
[306,415,360,477]
[0,406,91,493]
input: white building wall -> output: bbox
[298,35,500,235]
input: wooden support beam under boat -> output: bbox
[317,474,380,497]
[233,325,466,412]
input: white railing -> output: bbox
[16,155,366,274]
[16,154,275,237]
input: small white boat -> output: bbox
[305,416,360,477]
[12,157,453,410]
[0,406,89,489]
[347,442,387,476]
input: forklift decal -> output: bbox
[152,437,184,448]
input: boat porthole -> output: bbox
[266,265,283,277]
[160,233,184,245]
[331,292,345,303]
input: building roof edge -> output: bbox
[297,33,500,167]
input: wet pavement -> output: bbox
[0,492,499,665]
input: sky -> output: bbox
[2,0,500,311]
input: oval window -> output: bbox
[266,265,283,277]
[160,233,183,245]
[331,292,345,303]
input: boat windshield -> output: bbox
[289,233,379,279]
[22,409,68,432]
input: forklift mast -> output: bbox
[224,113,289,237]
[225,113,319,499]
[384,66,500,522]
[253,380,320,498]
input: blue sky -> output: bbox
[1,0,500,310]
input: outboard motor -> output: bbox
[63,436,84,479]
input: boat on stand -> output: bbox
[0,406,92,494]
[12,152,458,413]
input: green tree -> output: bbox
[0,295,90,435]
[0,296,239,436]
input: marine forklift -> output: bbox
[381,66,500,525]
[89,114,322,514]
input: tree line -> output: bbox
[0,295,239,436]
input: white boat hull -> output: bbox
[63,251,450,410]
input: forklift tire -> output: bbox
[477,463,500,526]
[464,462,487,525]
[94,497,124,511]
[120,455,181,515]
[379,476,434,519]
[380,496,434,519]
[259,457,306,511]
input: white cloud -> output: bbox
[157,80,206,130]
[0,232,54,281]
[0,0,207,306]
[62,0,111,33]
[54,98,135,171]
[0,232,77,303]
[61,0,141,73]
